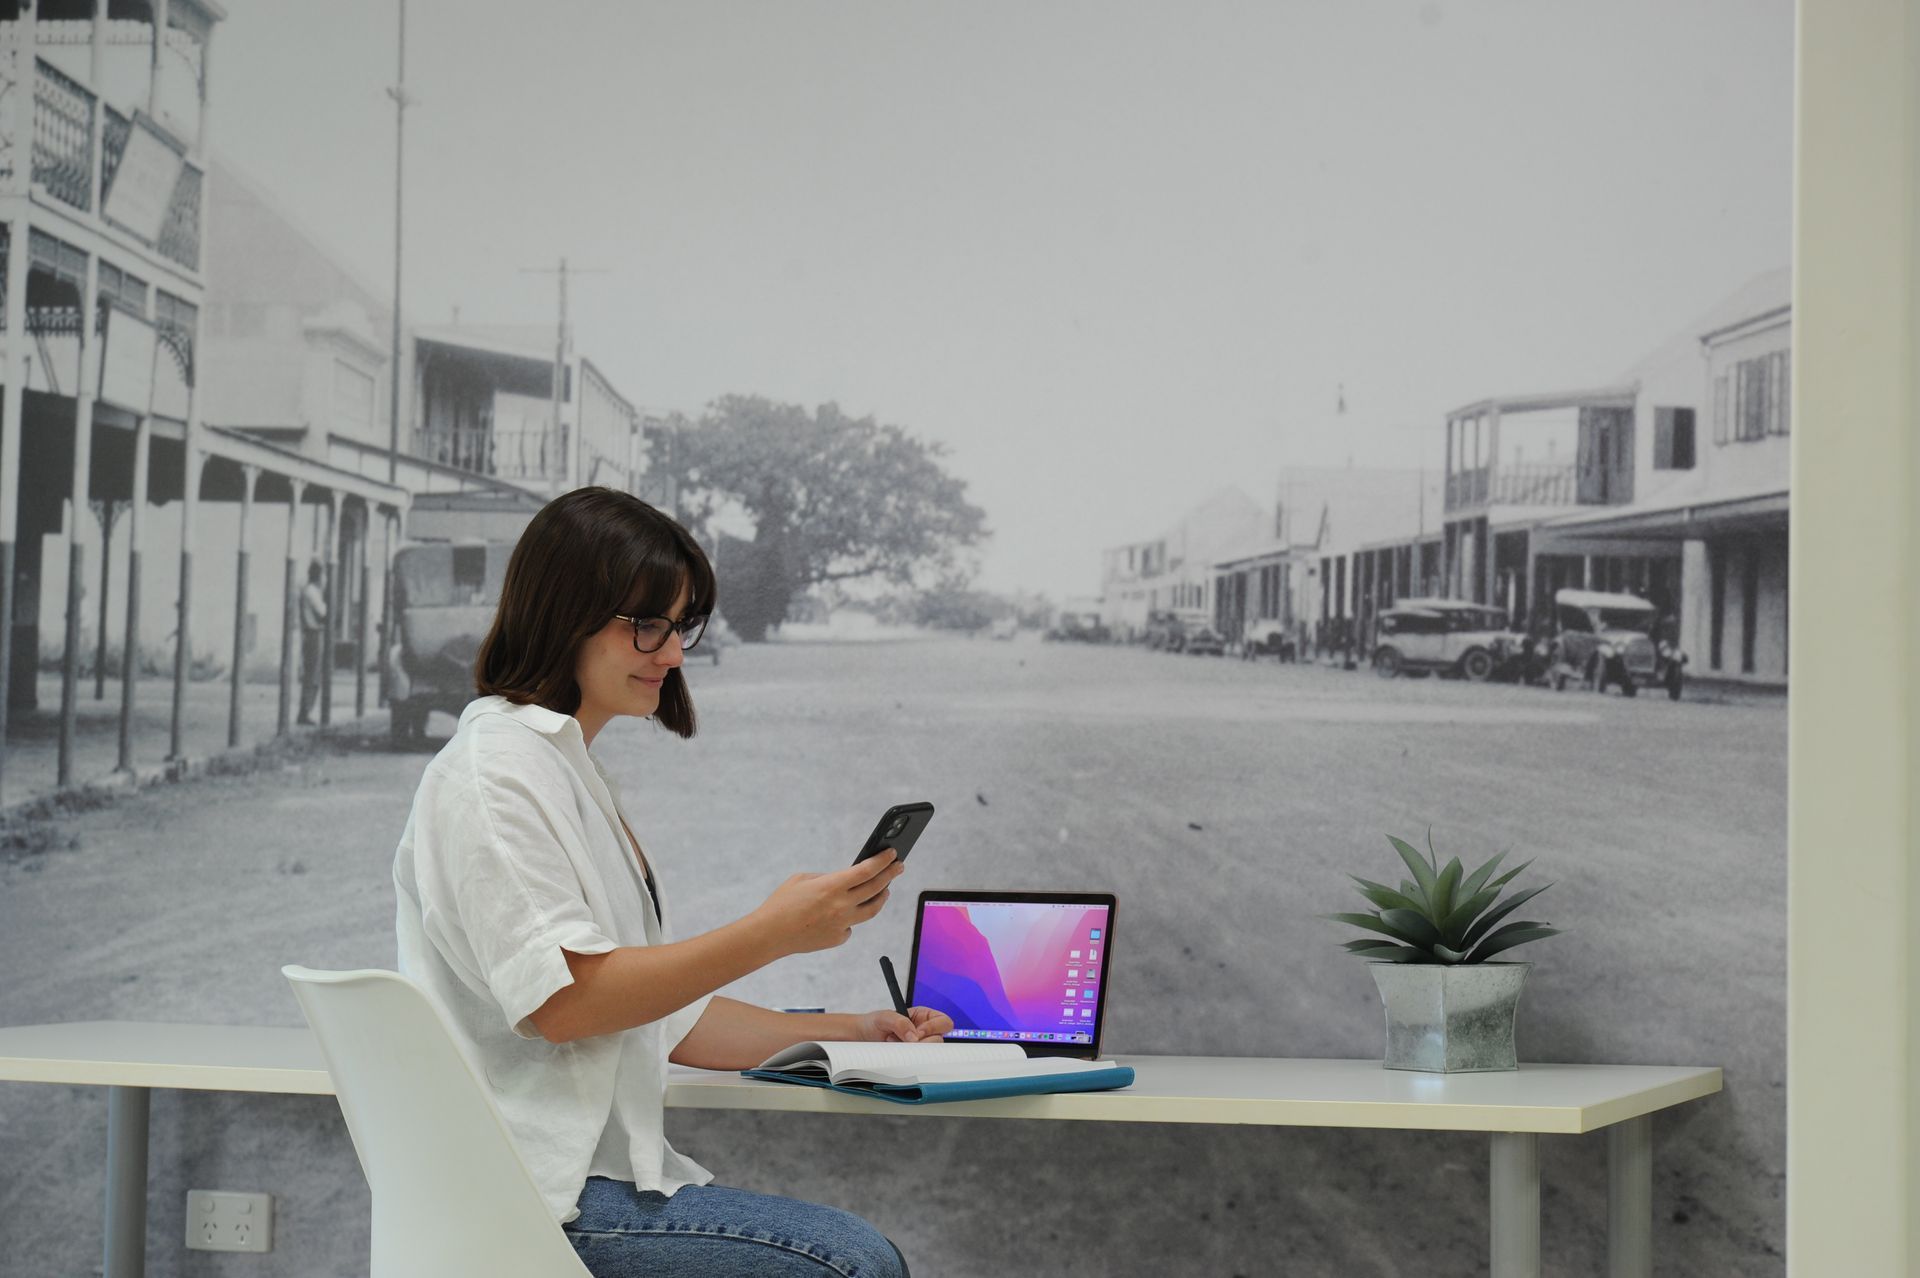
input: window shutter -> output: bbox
[1779,354,1792,434]
[1770,352,1790,435]
[1576,408,1603,502]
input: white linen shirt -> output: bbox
[393,695,715,1223]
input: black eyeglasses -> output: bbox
[611,613,709,654]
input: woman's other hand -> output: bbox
[855,1006,955,1043]
[754,850,905,956]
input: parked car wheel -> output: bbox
[1373,646,1403,679]
[1459,648,1495,682]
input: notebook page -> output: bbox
[845,1056,1118,1086]
[755,1040,1028,1073]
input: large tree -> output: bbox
[653,395,989,640]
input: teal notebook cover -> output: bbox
[741,1064,1136,1106]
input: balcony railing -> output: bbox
[1491,461,1578,507]
[1446,466,1489,510]
[412,427,566,484]
[0,60,203,272]
[154,158,200,271]
[33,57,92,210]
[1445,462,1581,512]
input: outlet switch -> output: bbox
[184,1190,273,1253]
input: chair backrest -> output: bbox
[282,966,592,1278]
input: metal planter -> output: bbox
[1369,961,1530,1073]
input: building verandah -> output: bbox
[0,214,408,803]
[3,340,408,803]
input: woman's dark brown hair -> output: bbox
[475,487,716,738]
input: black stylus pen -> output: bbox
[879,955,909,1018]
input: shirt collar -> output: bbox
[459,694,581,738]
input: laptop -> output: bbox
[905,890,1117,1060]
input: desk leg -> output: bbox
[105,1086,150,1278]
[1607,1116,1653,1278]
[1490,1131,1541,1278]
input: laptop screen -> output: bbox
[907,892,1114,1054]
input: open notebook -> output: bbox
[743,1040,1135,1105]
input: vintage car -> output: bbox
[1371,598,1527,681]
[1182,625,1227,657]
[385,542,508,741]
[1142,608,1209,652]
[1545,589,1685,699]
[1044,611,1111,643]
[1240,619,1299,662]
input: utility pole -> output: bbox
[386,0,412,484]
[521,259,607,490]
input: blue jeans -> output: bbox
[563,1178,909,1278]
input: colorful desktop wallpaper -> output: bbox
[911,901,1110,1042]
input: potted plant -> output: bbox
[1325,833,1561,1073]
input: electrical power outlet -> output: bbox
[184,1190,273,1253]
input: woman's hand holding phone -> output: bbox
[853,802,935,865]
[754,850,903,956]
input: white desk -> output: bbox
[0,1021,1722,1278]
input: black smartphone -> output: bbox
[852,801,936,865]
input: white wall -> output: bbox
[1630,333,1712,507]
[1788,0,1918,1271]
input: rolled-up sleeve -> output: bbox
[417,751,618,1039]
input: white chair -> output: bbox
[282,965,593,1278]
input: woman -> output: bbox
[393,487,950,1277]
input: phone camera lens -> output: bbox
[887,818,907,838]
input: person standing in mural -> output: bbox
[392,486,943,1278]
[296,560,328,726]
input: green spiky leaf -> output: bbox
[1349,877,1423,914]
[1432,943,1469,963]
[1346,940,1424,963]
[1462,883,1554,950]
[1485,859,1535,892]
[1459,849,1510,900]
[1437,887,1500,946]
[1379,908,1442,950]
[1468,922,1561,961]
[1325,912,1403,939]
[1387,836,1438,909]
[1430,857,1463,921]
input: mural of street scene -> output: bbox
[2,641,1786,1275]
[0,3,1791,1276]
